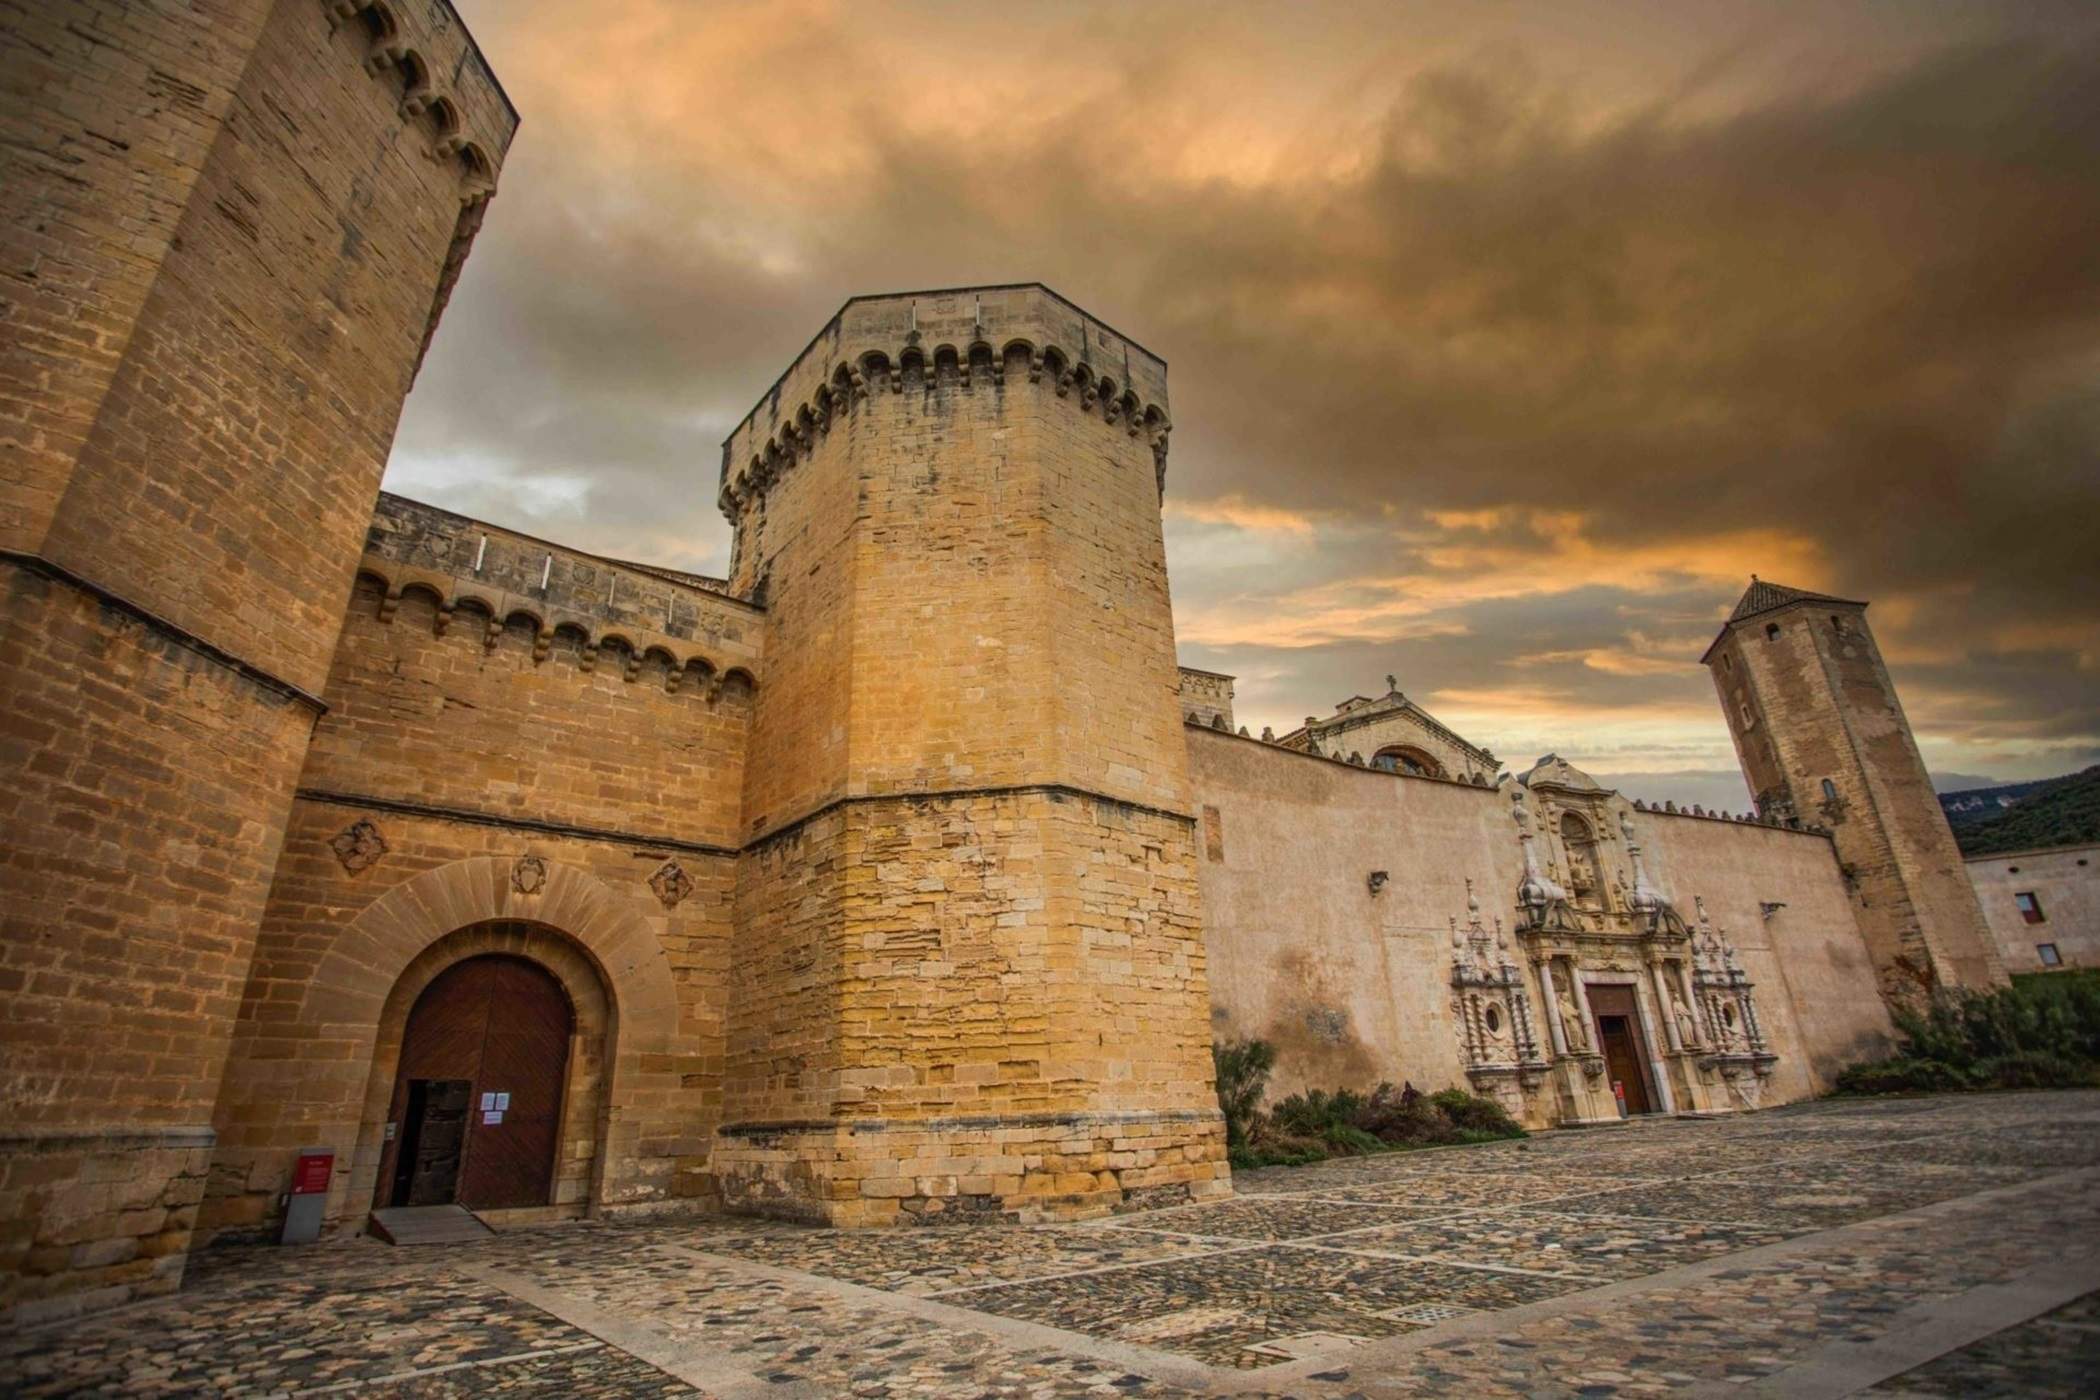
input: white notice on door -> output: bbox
[480,1092,496,1111]
[494,1092,511,1110]
[483,1110,504,1125]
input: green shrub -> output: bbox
[1834,1056,1974,1096]
[1973,1051,2099,1090]
[1212,1038,1276,1150]
[1834,975,2100,1097]
[1212,1048,1525,1168]
[1427,1087,1523,1136]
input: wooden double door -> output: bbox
[1585,982,1657,1115]
[381,955,573,1210]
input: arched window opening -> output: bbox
[1372,745,1446,778]
[1820,778,1839,803]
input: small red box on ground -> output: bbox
[292,1151,333,1196]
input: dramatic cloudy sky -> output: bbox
[392,0,2100,810]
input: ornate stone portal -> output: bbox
[1452,758,1780,1127]
[1447,880,1549,1118]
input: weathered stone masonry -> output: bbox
[714,288,1224,1224]
[3,2,2009,1326]
[2,0,514,1323]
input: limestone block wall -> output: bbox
[26,1,513,695]
[1,0,268,551]
[0,0,512,1322]
[364,493,760,667]
[0,575,313,1317]
[1636,809,1894,1098]
[203,820,726,1243]
[722,793,1223,1224]
[715,286,1220,1223]
[305,556,754,846]
[1967,845,2100,974]
[204,562,747,1238]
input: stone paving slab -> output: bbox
[1319,1208,1795,1280]
[951,1244,1587,1368]
[1866,1288,2100,1397]
[649,1218,1219,1296]
[1312,1171,1662,1209]
[1092,1196,1452,1241]
[1,1253,647,1397]
[5,1091,2099,1397]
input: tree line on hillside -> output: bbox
[1953,765,2100,856]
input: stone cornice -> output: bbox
[3,550,327,714]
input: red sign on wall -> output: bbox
[292,1151,334,1195]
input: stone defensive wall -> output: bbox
[1186,724,1892,1123]
[201,495,761,1242]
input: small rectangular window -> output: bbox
[2036,943,2062,967]
[2015,892,2045,925]
[1738,701,1756,730]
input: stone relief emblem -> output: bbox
[328,819,387,873]
[511,855,547,895]
[649,858,694,909]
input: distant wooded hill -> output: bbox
[1947,766,2100,856]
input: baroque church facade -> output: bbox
[0,0,2008,1325]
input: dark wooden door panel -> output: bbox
[1597,1014,1654,1115]
[408,1078,472,1205]
[380,952,573,1213]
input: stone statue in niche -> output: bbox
[1672,993,1699,1049]
[1553,965,1589,1053]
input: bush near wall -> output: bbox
[1211,1038,1525,1169]
[1833,972,2100,1096]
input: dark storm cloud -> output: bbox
[395,1,2100,795]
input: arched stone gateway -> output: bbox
[203,855,692,1241]
[368,937,591,1215]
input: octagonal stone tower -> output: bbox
[715,286,1228,1223]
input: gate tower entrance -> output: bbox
[377,955,573,1211]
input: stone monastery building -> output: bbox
[0,0,2014,1324]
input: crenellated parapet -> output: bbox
[321,0,515,202]
[319,0,518,372]
[719,284,1173,531]
[358,493,760,695]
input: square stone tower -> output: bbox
[1704,579,2006,1002]
[714,286,1227,1223]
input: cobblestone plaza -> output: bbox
[9,1090,2097,1397]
